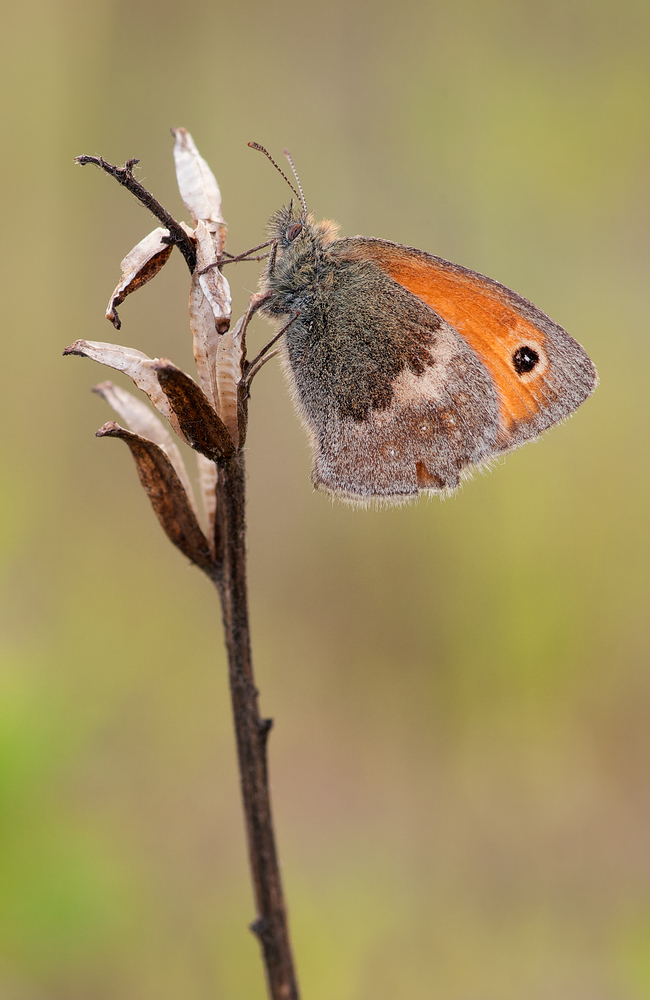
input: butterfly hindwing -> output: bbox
[279,251,500,500]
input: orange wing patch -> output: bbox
[338,242,552,434]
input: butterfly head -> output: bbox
[260,202,340,317]
[261,208,335,316]
[267,202,309,246]
[267,203,338,248]
[249,143,337,293]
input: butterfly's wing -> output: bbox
[330,238,598,454]
[301,307,502,501]
[277,236,596,504]
[278,250,494,502]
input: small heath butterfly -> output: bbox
[251,145,598,504]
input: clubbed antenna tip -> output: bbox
[282,149,307,219]
[248,142,306,216]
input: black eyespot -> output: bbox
[512,345,540,375]
[286,223,303,242]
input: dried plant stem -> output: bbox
[212,456,299,1000]
[74,151,300,999]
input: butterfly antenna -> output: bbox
[283,148,307,219]
[248,142,301,205]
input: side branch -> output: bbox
[75,155,197,272]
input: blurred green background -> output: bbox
[1,0,649,997]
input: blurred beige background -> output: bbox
[1,1,649,997]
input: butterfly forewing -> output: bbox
[330,238,598,451]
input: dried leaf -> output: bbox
[63,340,187,443]
[93,381,199,520]
[96,422,215,575]
[152,360,236,462]
[196,453,218,555]
[196,221,232,329]
[106,228,173,329]
[189,274,219,410]
[215,313,246,447]
[189,222,232,410]
[172,128,225,242]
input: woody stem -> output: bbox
[76,147,297,997]
[212,453,300,1000]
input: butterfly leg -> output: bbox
[242,311,299,392]
[219,239,275,268]
[198,239,276,275]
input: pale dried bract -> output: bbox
[195,221,232,327]
[106,227,173,329]
[189,273,220,410]
[196,453,218,550]
[172,127,225,242]
[216,314,246,447]
[93,380,199,519]
[63,339,188,443]
[190,221,233,411]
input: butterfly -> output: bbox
[251,146,598,504]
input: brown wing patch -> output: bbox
[309,319,501,503]
[416,462,445,489]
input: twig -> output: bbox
[75,155,198,272]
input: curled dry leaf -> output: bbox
[63,340,187,443]
[152,360,236,463]
[96,422,215,575]
[106,227,174,329]
[172,128,225,244]
[93,381,199,520]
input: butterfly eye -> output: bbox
[286,223,303,242]
[512,345,540,375]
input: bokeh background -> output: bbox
[1,1,649,997]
